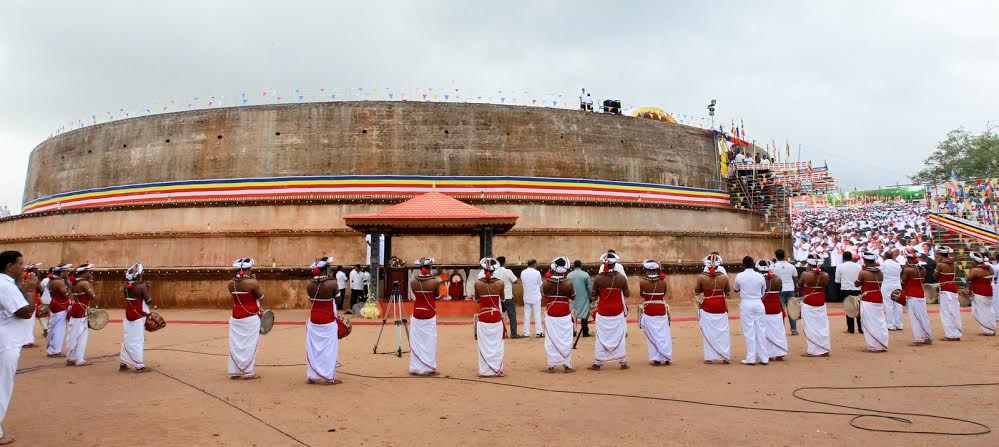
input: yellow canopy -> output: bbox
[629,107,677,124]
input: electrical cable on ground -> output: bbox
[19,341,994,443]
[148,348,994,437]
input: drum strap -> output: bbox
[416,278,437,314]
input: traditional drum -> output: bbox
[259,309,275,335]
[337,315,352,339]
[87,307,109,330]
[786,297,802,321]
[843,294,860,318]
[145,311,167,332]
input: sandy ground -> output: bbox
[6,302,999,447]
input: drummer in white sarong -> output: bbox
[409,257,441,376]
[227,258,263,380]
[588,252,630,370]
[541,257,575,373]
[695,254,731,364]
[797,254,831,357]
[119,263,153,373]
[638,260,672,366]
[474,258,506,377]
[305,256,342,384]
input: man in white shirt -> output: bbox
[772,249,799,335]
[835,252,863,334]
[606,250,627,278]
[362,267,371,300]
[880,250,904,331]
[347,265,365,314]
[520,260,543,337]
[0,251,34,445]
[335,267,348,312]
[734,256,769,365]
[494,257,522,339]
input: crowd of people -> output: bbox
[927,178,998,227]
[1,245,998,444]
[791,202,933,265]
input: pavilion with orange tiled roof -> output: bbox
[343,192,518,311]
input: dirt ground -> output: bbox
[7,302,999,447]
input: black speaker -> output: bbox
[602,99,622,114]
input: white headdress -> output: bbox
[415,257,435,267]
[233,258,255,270]
[806,253,822,266]
[703,253,723,274]
[756,259,773,272]
[970,251,988,263]
[25,262,43,272]
[57,263,74,272]
[703,254,723,266]
[550,256,570,275]
[935,245,953,255]
[861,251,878,262]
[642,259,661,271]
[75,263,94,273]
[479,257,499,272]
[599,252,620,265]
[125,263,144,281]
[310,256,334,271]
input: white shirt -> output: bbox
[362,271,371,286]
[830,248,844,266]
[349,269,365,290]
[520,267,543,304]
[494,267,518,300]
[0,273,33,351]
[835,261,861,291]
[336,271,348,290]
[40,276,52,304]
[734,269,767,300]
[881,259,902,287]
[772,261,798,292]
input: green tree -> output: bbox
[911,128,999,183]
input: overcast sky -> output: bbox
[2,1,997,212]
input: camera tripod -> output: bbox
[373,281,410,357]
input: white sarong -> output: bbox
[860,301,889,351]
[993,283,999,323]
[881,283,904,330]
[593,313,627,365]
[409,316,438,374]
[306,320,339,382]
[46,310,68,355]
[66,316,89,365]
[699,310,731,362]
[0,347,21,437]
[119,316,147,369]
[640,314,672,363]
[544,314,574,367]
[228,315,260,377]
[971,294,996,335]
[938,290,963,339]
[763,313,788,359]
[739,300,768,364]
[906,298,933,342]
[476,321,504,376]
[801,303,831,355]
